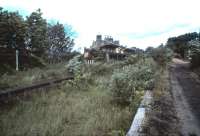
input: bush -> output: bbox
[67,55,83,76]
[124,55,139,65]
[110,61,155,105]
[190,46,200,68]
[67,55,94,90]
[110,71,134,105]
[84,63,113,77]
[152,47,173,68]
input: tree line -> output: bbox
[0,7,76,63]
[146,32,200,68]
[166,32,199,58]
[166,32,200,68]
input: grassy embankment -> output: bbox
[0,57,155,136]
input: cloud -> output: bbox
[1,0,200,50]
[118,23,191,39]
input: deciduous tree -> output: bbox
[47,22,74,62]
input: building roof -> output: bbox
[99,44,120,49]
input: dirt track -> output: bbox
[170,58,200,136]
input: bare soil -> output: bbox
[170,58,200,136]
[143,58,200,136]
[143,69,180,136]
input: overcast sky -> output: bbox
[1,0,200,50]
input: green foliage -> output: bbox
[0,62,67,90]
[189,40,200,68]
[145,46,154,55]
[191,53,200,68]
[0,7,76,73]
[124,55,139,65]
[110,60,155,105]
[84,63,113,77]
[110,70,133,105]
[0,84,138,136]
[66,55,91,89]
[0,8,27,49]
[26,9,48,56]
[47,22,74,62]
[166,32,198,58]
[0,53,157,135]
[152,46,173,68]
[67,55,83,75]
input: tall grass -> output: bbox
[0,62,68,90]
[0,56,155,136]
[0,81,142,136]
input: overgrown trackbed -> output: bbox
[0,76,73,103]
[170,58,200,136]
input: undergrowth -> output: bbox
[0,55,156,136]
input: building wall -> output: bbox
[91,35,120,49]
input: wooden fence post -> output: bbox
[16,49,19,71]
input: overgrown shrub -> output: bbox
[152,47,173,68]
[110,60,155,105]
[110,71,134,105]
[191,53,200,68]
[67,55,95,90]
[67,55,83,75]
[124,55,139,65]
[84,63,113,77]
[190,45,200,68]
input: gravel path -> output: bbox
[170,58,200,136]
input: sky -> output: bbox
[1,0,200,50]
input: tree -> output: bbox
[0,7,26,49]
[47,22,74,62]
[26,9,47,56]
[166,32,198,58]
